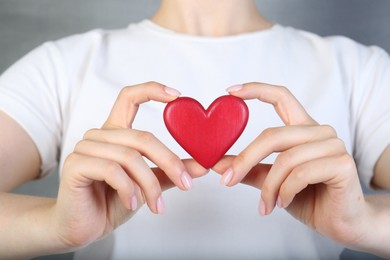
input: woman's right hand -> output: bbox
[52,82,208,249]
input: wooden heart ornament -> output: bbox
[163,95,249,168]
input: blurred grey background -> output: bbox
[1,0,388,259]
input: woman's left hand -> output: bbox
[213,82,369,247]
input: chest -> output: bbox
[61,46,353,171]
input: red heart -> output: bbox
[163,95,249,168]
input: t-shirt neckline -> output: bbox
[132,19,281,42]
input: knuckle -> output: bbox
[275,152,293,169]
[62,153,82,175]
[117,178,134,195]
[293,166,307,181]
[104,161,123,175]
[63,153,77,169]
[126,150,143,165]
[136,130,156,144]
[118,86,130,99]
[119,81,163,99]
[339,154,356,173]
[144,81,161,88]
[234,153,250,168]
[260,127,279,140]
[119,85,140,102]
[275,85,292,102]
[330,137,346,151]
[73,139,86,152]
[119,85,133,96]
[320,124,338,138]
[120,146,140,161]
[163,154,182,169]
[83,128,99,140]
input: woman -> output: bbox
[0,0,389,258]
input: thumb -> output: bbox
[213,155,272,189]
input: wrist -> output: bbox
[347,194,390,258]
[0,194,76,258]
[46,202,86,254]
[21,198,78,257]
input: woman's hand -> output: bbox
[214,82,369,248]
[53,82,207,249]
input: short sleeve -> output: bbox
[0,42,65,177]
[351,45,390,188]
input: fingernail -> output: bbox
[259,198,266,216]
[226,84,243,92]
[157,195,165,214]
[130,195,138,211]
[220,168,233,186]
[181,171,193,190]
[276,195,282,208]
[164,86,181,97]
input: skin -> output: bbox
[0,0,389,258]
[0,82,208,258]
[215,83,390,256]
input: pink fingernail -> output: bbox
[164,86,181,97]
[276,196,282,208]
[130,195,138,211]
[259,198,266,216]
[157,195,165,214]
[226,84,243,92]
[181,171,193,190]
[220,168,233,186]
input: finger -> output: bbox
[83,128,193,191]
[222,125,337,186]
[212,155,235,177]
[213,155,271,188]
[278,154,356,210]
[260,137,347,215]
[227,82,317,126]
[73,139,165,214]
[62,153,137,211]
[153,159,209,191]
[103,81,181,129]
[182,158,210,178]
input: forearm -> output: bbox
[0,192,71,259]
[352,194,390,258]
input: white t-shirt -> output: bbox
[1,20,390,259]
